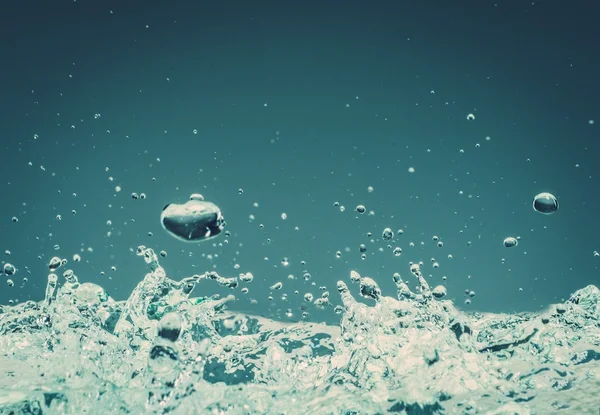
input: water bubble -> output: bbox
[11,217,18,223]
[466,113,475,120]
[533,192,559,215]
[393,247,402,257]
[356,205,366,214]
[408,167,415,173]
[140,193,146,200]
[359,244,367,253]
[270,282,283,290]
[350,270,361,283]
[304,293,314,302]
[189,193,204,201]
[3,263,16,276]
[161,199,225,242]
[281,213,287,220]
[594,251,599,257]
[382,228,394,241]
[160,250,167,257]
[73,254,81,262]
[335,251,342,258]
[367,186,374,193]
[6,279,14,287]
[131,192,139,200]
[503,237,519,248]
[437,241,443,248]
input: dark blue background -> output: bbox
[1,0,599,322]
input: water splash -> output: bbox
[1,247,599,414]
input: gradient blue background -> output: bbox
[1,0,599,323]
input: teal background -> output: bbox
[1,0,599,322]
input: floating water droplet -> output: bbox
[432,285,447,299]
[533,192,559,215]
[466,113,475,120]
[503,237,518,248]
[393,247,402,257]
[382,228,394,241]
[161,199,225,242]
[48,257,62,271]
[3,263,15,276]
[594,250,599,258]
[359,244,367,253]
[356,205,366,214]
[240,272,253,282]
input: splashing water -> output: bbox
[1,246,600,414]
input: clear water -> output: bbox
[1,246,599,414]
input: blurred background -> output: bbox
[1,0,598,323]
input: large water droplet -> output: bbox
[503,237,518,248]
[533,192,558,215]
[161,198,225,242]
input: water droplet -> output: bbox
[533,192,559,215]
[240,272,253,282]
[49,257,62,271]
[467,113,475,120]
[432,285,447,298]
[3,263,15,276]
[190,193,204,201]
[161,199,225,242]
[356,205,366,214]
[382,228,394,241]
[359,244,367,253]
[393,247,402,256]
[503,237,518,248]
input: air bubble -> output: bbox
[503,237,518,248]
